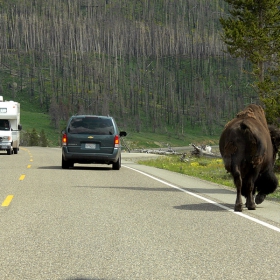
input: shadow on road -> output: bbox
[79,185,235,195]
[66,278,108,280]
[173,202,234,212]
[37,166,62,169]
[38,166,113,171]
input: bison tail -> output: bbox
[222,141,237,172]
[240,122,255,143]
[223,156,232,173]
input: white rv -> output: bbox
[0,96,22,155]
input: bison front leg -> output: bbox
[233,169,243,212]
[255,193,266,204]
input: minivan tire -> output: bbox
[62,156,70,169]
[112,157,121,170]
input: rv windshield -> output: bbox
[0,120,10,131]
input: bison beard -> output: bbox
[219,104,280,212]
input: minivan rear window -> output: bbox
[69,117,114,135]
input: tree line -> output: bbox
[0,0,258,137]
[220,0,280,125]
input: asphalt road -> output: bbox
[0,147,280,280]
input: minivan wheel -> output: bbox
[7,148,13,155]
[112,157,121,170]
[62,156,70,169]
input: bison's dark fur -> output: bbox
[219,104,280,212]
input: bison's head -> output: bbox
[268,125,280,161]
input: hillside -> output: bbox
[0,0,258,146]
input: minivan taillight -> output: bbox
[62,133,68,146]
[114,135,120,148]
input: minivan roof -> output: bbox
[72,115,112,118]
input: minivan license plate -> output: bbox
[85,143,96,149]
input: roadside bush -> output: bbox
[20,128,48,146]
[40,129,48,147]
[29,128,39,146]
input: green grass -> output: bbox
[3,85,221,149]
[123,131,219,151]
[19,111,220,148]
[19,104,220,148]
[138,155,280,202]
[21,110,61,146]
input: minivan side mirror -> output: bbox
[18,124,22,131]
[120,131,127,137]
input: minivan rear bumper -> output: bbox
[62,146,121,164]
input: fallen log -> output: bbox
[190,144,221,158]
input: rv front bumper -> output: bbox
[0,143,11,150]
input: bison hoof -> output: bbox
[245,200,256,210]
[234,204,243,212]
[247,204,256,210]
[255,193,266,205]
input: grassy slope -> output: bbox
[13,93,220,148]
[20,109,61,146]
[20,109,220,148]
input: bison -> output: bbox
[219,104,280,212]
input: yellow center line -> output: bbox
[19,174,25,181]
[30,159,33,162]
[2,195,14,207]
[27,165,31,168]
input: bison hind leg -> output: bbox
[232,166,243,212]
[241,177,256,210]
[246,196,256,210]
[247,183,257,210]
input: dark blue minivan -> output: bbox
[62,115,126,170]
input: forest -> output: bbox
[0,0,258,138]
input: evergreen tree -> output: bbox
[40,129,48,147]
[220,0,280,124]
[29,128,39,146]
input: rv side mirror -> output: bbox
[18,124,22,131]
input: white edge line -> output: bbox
[124,165,280,233]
